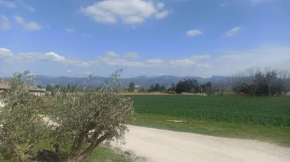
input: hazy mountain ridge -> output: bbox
[1,75,228,88]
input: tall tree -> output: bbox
[175,79,199,94]
[264,68,279,97]
[213,82,226,96]
[228,74,244,96]
[245,67,260,97]
[279,70,290,97]
[154,83,161,92]
[128,82,135,92]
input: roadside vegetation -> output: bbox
[1,147,130,162]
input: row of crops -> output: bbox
[129,95,290,127]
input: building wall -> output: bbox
[30,91,46,96]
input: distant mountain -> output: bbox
[2,75,228,88]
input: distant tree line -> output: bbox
[228,68,290,97]
[169,79,214,95]
[148,83,166,92]
[44,67,290,98]
[46,84,78,94]
[160,67,290,97]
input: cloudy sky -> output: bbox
[0,0,290,78]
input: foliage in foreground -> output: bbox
[0,71,134,162]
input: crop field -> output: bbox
[129,95,290,146]
[130,96,290,126]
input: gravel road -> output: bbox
[113,125,290,162]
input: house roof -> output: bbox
[0,80,10,89]
[0,80,45,92]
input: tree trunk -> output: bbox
[254,85,257,98]
[67,132,87,161]
[268,85,271,97]
[11,141,29,162]
[66,140,102,162]
[66,130,109,162]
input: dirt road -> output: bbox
[114,125,290,162]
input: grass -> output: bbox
[85,147,130,162]
[0,147,130,162]
[129,95,290,146]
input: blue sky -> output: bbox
[0,0,290,77]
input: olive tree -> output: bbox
[0,70,134,162]
[0,71,50,161]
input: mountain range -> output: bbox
[2,75,228,88]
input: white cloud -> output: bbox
[89,55,145,67]
[124,52,139,59]
[0,48,87,67]
[0,47,211,69]
[226,27,240,37]
[81,0,168,24]
[67,70,72,73]
[187,30,203,36]
[0,14,10,30]
[27,6,36,12]
[105,51,119,57]
[0,14,8,21]
[65,28,75,33]
[156,10,169,19]
[146,59,164,64]
[207,45,290,76]
[157,2,165,9]
[168,55,211,67]
[0,47,13,57]
[0,0,16,8]
[0,0,35,11]
[46,52,66,62]
[2,45,290,77]
[17,1,36,12]
[14,16,42,31]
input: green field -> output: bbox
[129,96,290,146]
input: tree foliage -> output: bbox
[175,79,199,94]
[0,70,134,162]
[148,83,166,92]
[0,71,50,161]
[228,68,287,97]
[128,82,135,92]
